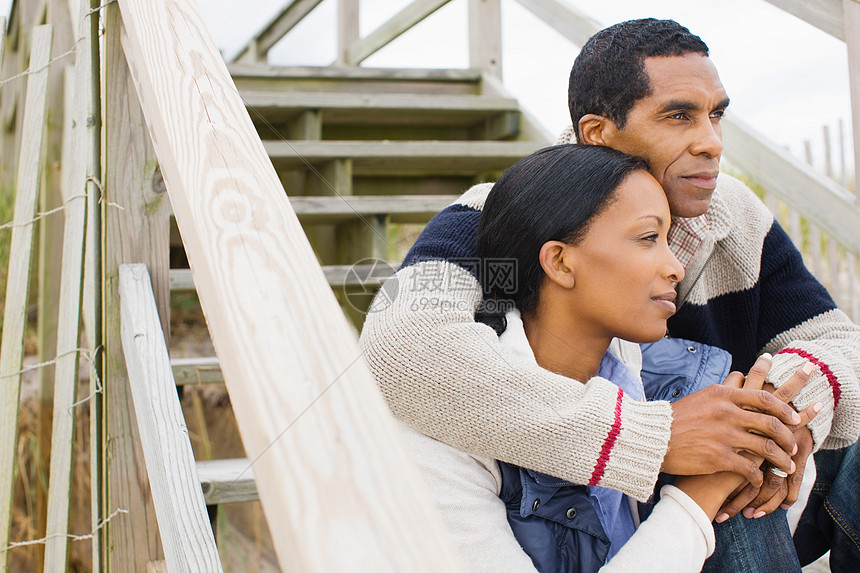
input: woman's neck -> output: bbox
[521,303,611,383]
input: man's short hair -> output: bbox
[568,18,709,140]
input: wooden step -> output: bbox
[229,64,483,96]
[266,140,540,176]
[171,357,223,386]
[242,91,520,135]
[197,458,258,504]
[170,263,397,293]
[168,194,456,223]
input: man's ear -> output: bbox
[577,114,616,146]
[538,241,576,289]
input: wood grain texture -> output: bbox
[102,3,168,570]
[119,264,222,573]
[0,25,52,573]
[345,0,452,65]
[116,0,465,569]
[721,115,860,255]
[336,0,358,65]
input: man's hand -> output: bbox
[662,355,803,487]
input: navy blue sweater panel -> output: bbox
[668,221,837,372]
[400,203,482,279]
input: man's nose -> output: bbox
[690,118,723,158]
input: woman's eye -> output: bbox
[641,233,659,243]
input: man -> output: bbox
[360,18,860,570]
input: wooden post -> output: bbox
[823,124,833,179]
[35,4,74,568]
[468,0,502,78]
[0,24,53,573]
[845,0,860,203]
[101,3,167,570]
[116,0,465,569]
[839,118,848,187]
[336,0,359,65]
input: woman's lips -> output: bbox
[652,292,677,314]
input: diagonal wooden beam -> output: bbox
[762,0,844,40]
[233,0,324,63]
[345,0,452,65]
[116,0,465,569]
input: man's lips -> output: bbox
[682,171,719,189]
[652,291,677,314]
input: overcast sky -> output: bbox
[2,0,852,176]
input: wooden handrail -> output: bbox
[233,0,324,63]
[762,0,844,40]
[115,0,465,569]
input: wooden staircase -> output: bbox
[169,63,548,522]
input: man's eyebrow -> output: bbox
[658,97,731,114]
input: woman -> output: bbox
[398,144,819,572]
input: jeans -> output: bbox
[701,440,860,572]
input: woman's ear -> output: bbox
[538,241,576,289]
[577,114,616,146]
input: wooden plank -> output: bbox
[119,264,222,573]
[228,64,482,83]
[233,0,325,63]
[468,0,502,77]
[115,0,465,569]
[512,0,600,47]
[0,25,52,573]
[345,0,453,65]
[763,0,844,40]
[845,0,860,204]
[290,194,457,223]
[35,1,74,562]
[336,0,358,65]
[42,161,87,573]
[102,3,167,570]
[265,140,540,174]
[197,458,258,504]
[848,251,859,321]
[721,115,860,255]
[170,263,395,294]
[827,235,842,305]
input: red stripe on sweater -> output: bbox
[777,348,840,406]
[589,388,624,486]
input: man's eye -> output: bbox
[710,110,725,119]
[669,113,687,120]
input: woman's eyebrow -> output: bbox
[637,214,665,226]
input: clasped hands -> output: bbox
[663,353,821,523]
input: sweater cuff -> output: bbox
[660,485,716,557]
[768,350,834,452]
[594,396,673,502]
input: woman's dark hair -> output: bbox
[569,18,709,140]
[475,144,649,332]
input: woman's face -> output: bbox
[564,170,685,343]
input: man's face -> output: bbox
[605,54,729,218]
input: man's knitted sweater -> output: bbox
[359,171,860,502]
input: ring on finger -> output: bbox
[768,467,788,478]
